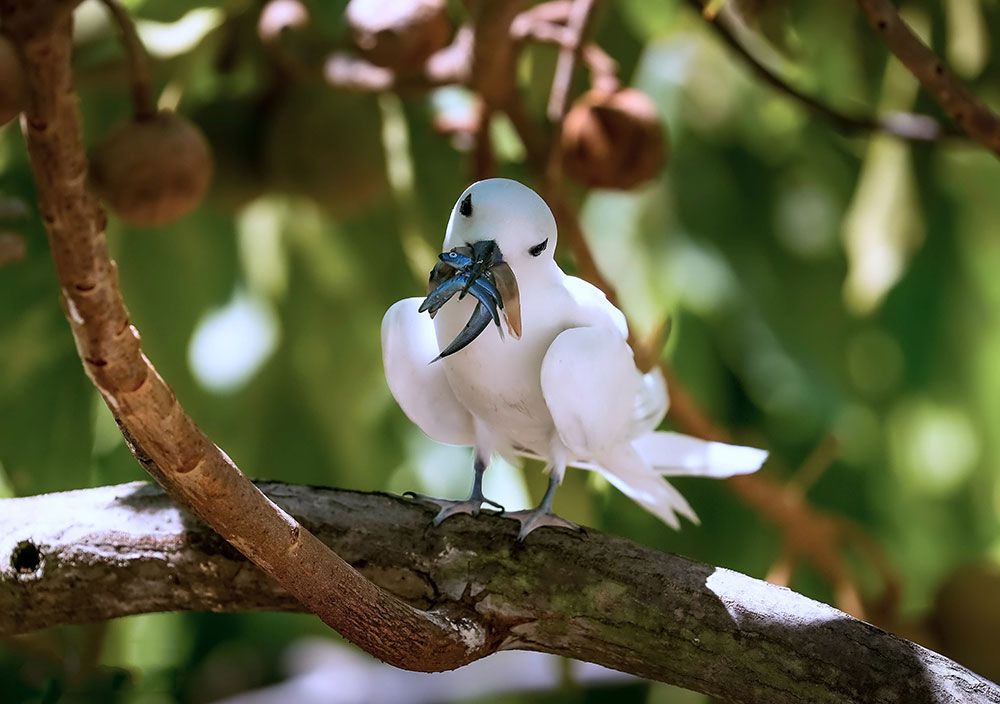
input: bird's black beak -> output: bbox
[420,239,521,360]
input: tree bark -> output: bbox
[855,0,1000,157]
[2,482,997,704]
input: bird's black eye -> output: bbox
[528,238,548,257]
[459,193,473,217]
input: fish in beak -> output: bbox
[420,240,521,361]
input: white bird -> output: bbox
[382,178,767,539]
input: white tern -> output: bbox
[382,178,767,539]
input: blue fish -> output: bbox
[420,271,502,322]
[419,271,469,316]
[439,249,473,270]
[431,301,495,362]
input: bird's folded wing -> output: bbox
[540,326,640,459]
[539,327,699,528]
[381,298,475,446]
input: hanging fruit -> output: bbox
[930,561,1000,682]
[561,88,668,190]
[89,111,214,227]
[346,0,451,77]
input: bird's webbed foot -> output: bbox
[506,508,582,541]
[403,492,505,526]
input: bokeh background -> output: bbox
[2,0,1000,701]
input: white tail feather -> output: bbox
[522,431,767,478]
[513,431,766,530]
[632,431,768,478]
[593,444,699,530]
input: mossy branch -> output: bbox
[2,482,998,704]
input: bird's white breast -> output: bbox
[434,269,571,453]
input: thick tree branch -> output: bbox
[2,482,996,704]
[0,3,491,672]
[855,0,1000,156]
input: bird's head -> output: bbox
[421,179,557,359]
[443,178,558,266]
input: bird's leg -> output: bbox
[507,466,582,541]
[404,454,505,526]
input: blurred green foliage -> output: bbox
[2,0,1000,701]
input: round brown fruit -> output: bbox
[346,0,451,76]
[89,111,214,227]
[930,561,1000,681]
[561,88,667,190]
[0,36,27,128]
[264,87,387,218]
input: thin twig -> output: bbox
[544,0,599,191]
[842,519,903,620]
[581,43,620,94]
[99,0,156,119]
[633,316,671,374]
[855,0,1000,156]
[687,0,962,143]
[473,99,495,180]
[546,0,597,122]
[789,434,839,493]
[764,546,797,588]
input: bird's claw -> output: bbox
[431,499,501,526]
[402,492,505,526]
[506,509,582,541]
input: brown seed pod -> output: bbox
[561,88,668,190]
[89,111,214,227]
[346,0,451,75]
[929,561,1000,681]
[0,36,27,128]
